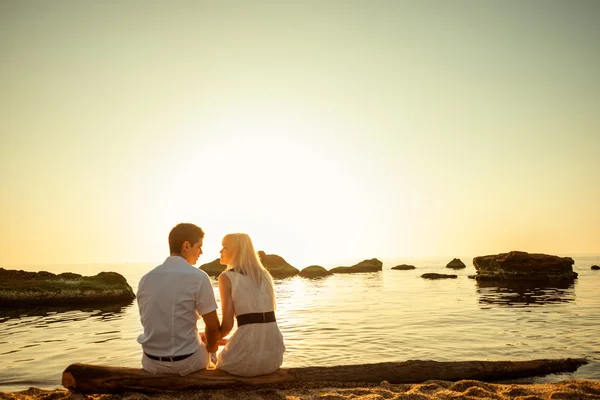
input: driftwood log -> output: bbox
[63,358,587,394]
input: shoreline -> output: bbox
[2,379,600,400]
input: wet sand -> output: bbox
[2,379,600,400]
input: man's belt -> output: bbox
[144,352,195,362]
[236,311,276,327]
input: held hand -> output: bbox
[200,332,228,347]
[207,352,217,370]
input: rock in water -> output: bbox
[421,273,457,280]
[199,258,226,277]
[299,266,333,278]
[392,264,416,270]
[0,268,135,308]
[201,252,299,278]
[446,258,466,269]
[257,251,299,278]
[472,251,577,281]
[329,258,383,274]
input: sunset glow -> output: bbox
[1,1,599,269]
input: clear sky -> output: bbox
[1,1,599,268]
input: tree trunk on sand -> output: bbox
[62,358,587,394]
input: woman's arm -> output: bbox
[218,272,235,339]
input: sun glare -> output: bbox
[138,107,378,268]
[127,100,433,268]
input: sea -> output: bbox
[1,255,599,393]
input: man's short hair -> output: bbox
[169,223,205,254]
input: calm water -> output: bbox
[1,255,599,392]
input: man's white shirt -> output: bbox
[137,256,217,357]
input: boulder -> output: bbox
[257,251,299,278]
[392,264,416,270]
[421,273,457,280]
[0,268,135,308]
[446,258,466,269]
[472,251,577,281]
[199,258,226,277]
[591,265,600,271]
[299,265,333,278]
[329,258,383,274]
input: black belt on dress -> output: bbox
[236,311,276,326]
[144,352,194,362]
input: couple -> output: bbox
[136,223,285,377]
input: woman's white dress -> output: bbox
[216,270,285,377]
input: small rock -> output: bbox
[199,258,226,277]
[446,258,466,269]
[421,273,458,280]
[392,264,416,270]
[591,265,600,270]
[258,251,299,278]
[299,266,332,278]
[329,258,383,274]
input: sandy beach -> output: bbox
[2,379,600,400]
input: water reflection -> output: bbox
[330,271,384,289]
[476,280,575,307]
[0,302,133,323]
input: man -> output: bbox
[137,223,220,375]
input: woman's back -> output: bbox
[228,270,274,314]
[216,270,285,377]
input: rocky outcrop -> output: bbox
[200,252,299,279]
[472,251,577,281]
[392,264,416,270]
[591,265,599,270]
[421,273,457,280]
[0,268,135,308]
[257,251,299,278]
[199,258,226,277]
[299,266,332,278]
[329,258,383,274]
[446,258,466,269]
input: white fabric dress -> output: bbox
[216,270,285,377]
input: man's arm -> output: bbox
[201,310,220,353]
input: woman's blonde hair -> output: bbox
[223,233,276,308]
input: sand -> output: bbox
[2,379,600,400]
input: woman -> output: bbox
[215,233,285,377]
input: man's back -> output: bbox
[137,256,217,357]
